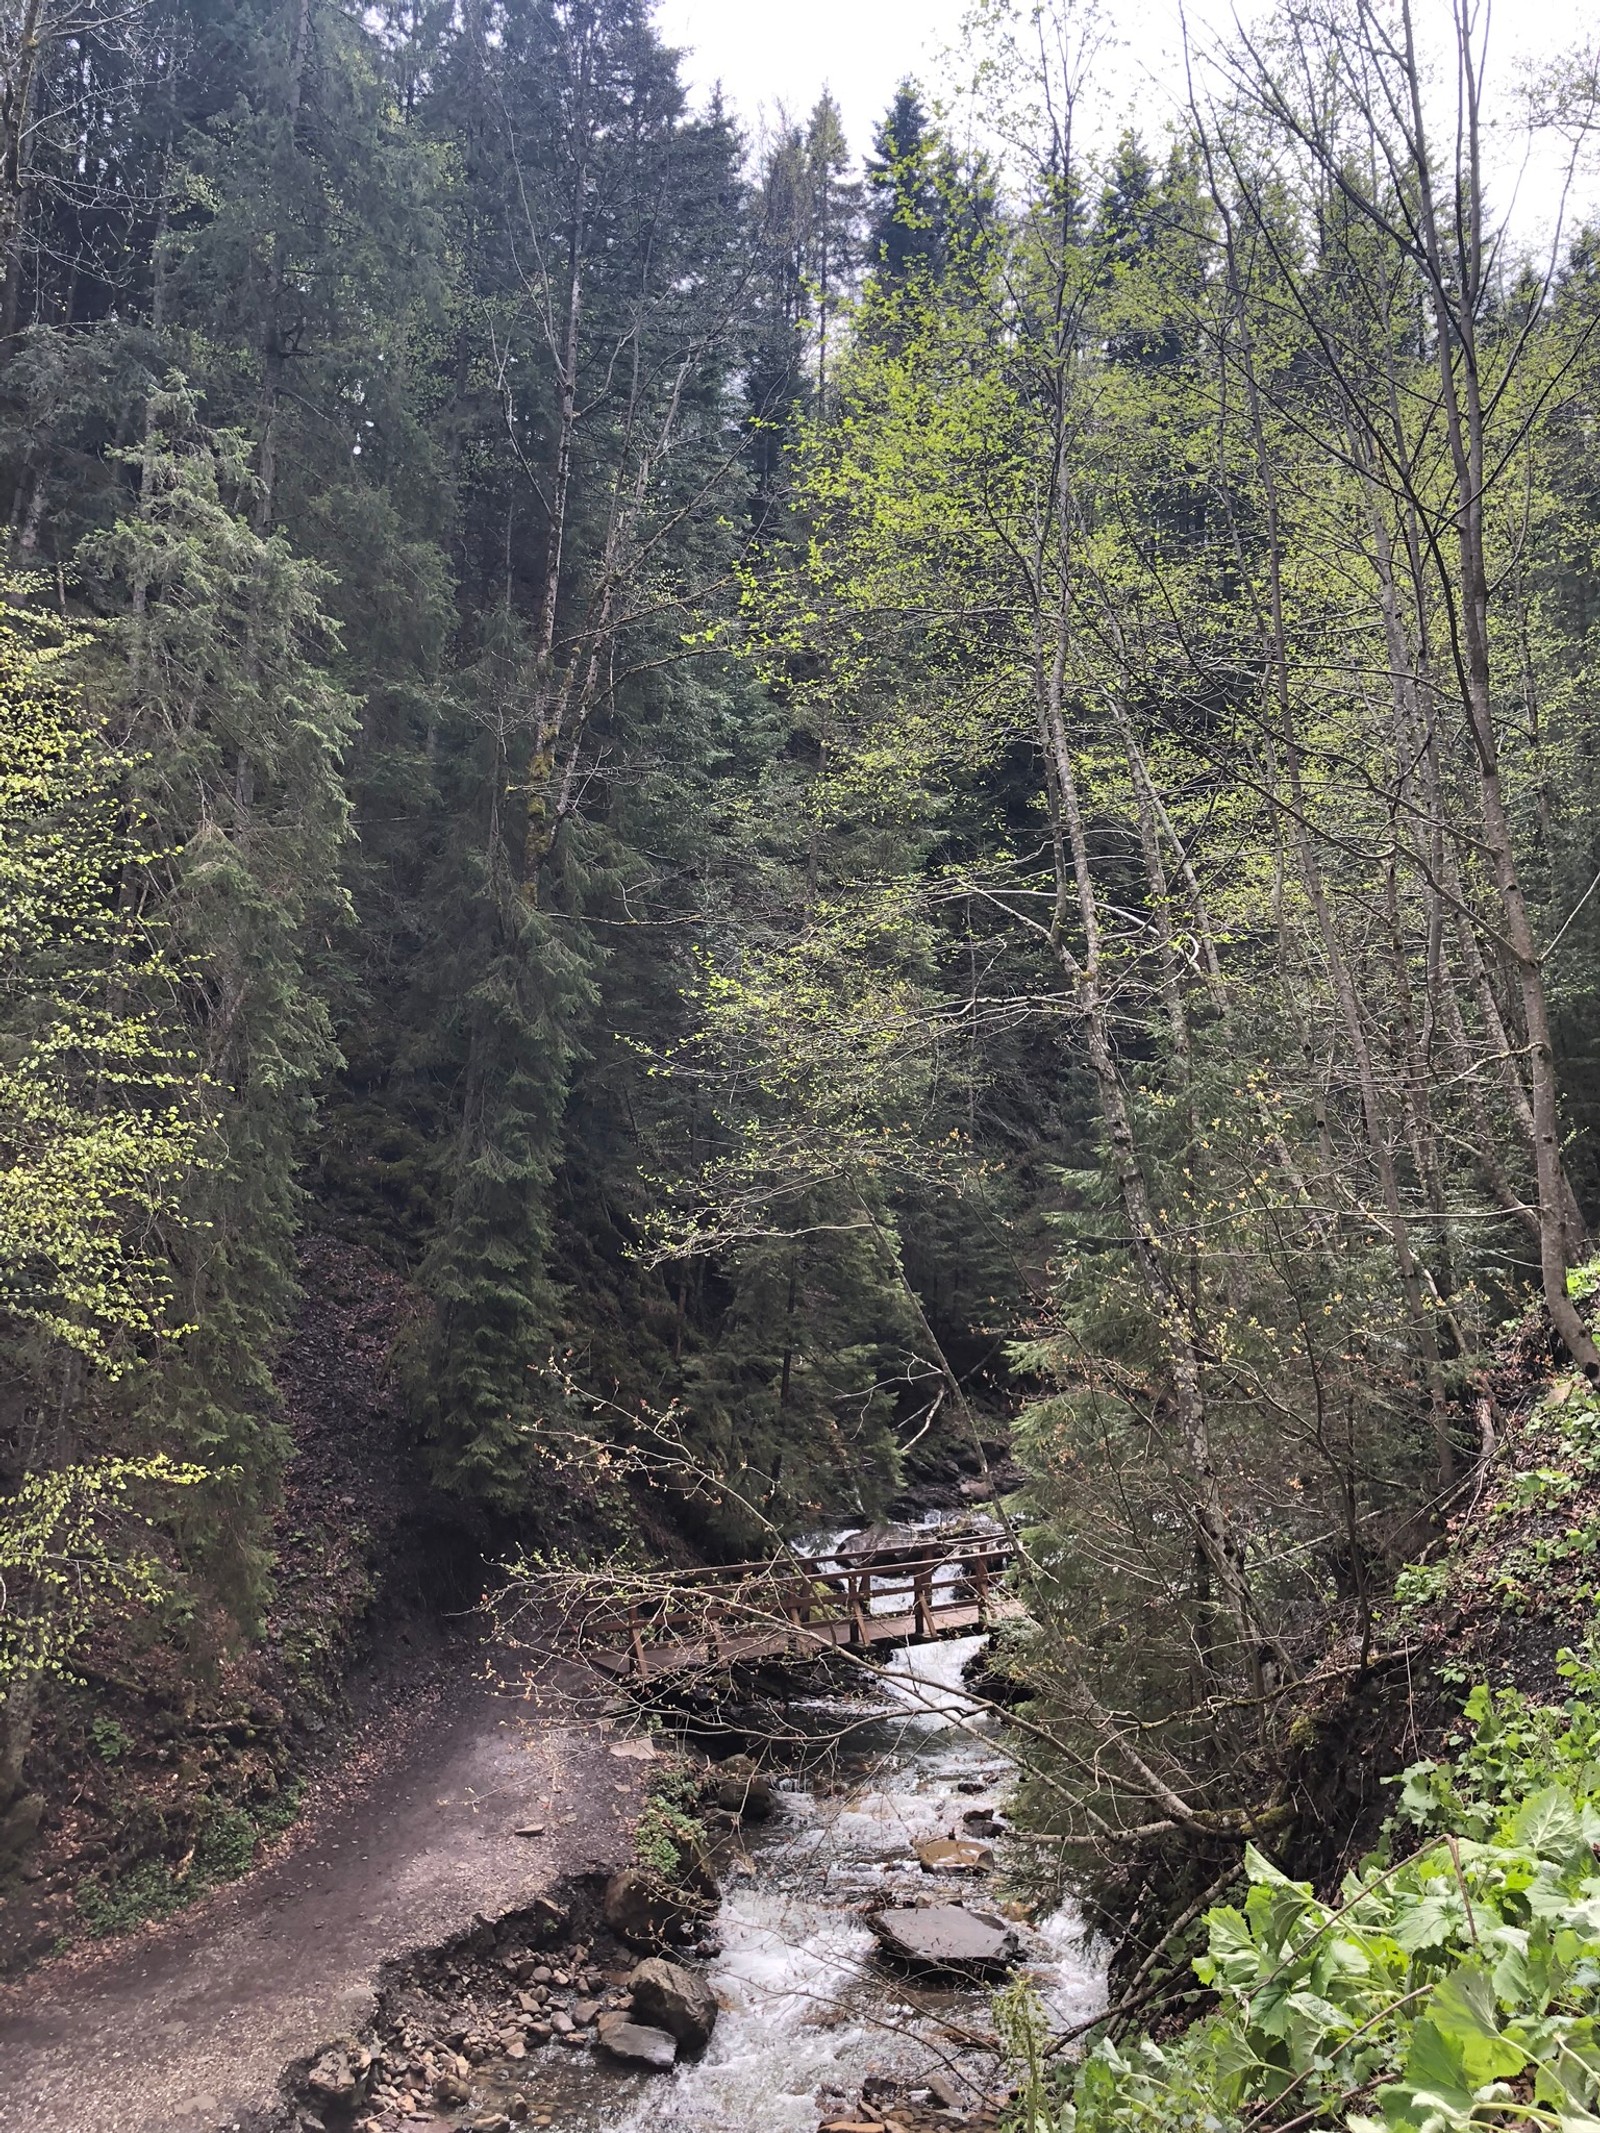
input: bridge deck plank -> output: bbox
[586,1595,1024,1681]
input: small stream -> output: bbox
[478,1520,1105,2132]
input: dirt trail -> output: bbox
[0,1661,645,2133]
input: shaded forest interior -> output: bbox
[7,0,1600,2093]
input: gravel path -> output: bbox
[0,1662,643,2133]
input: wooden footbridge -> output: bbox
[579,1531,1020,1682]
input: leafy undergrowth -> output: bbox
[995,1293,1600,2133]
[1389,1326,1600,1711]
[71,1784,305,1935]
[1004,1645,1600,2131]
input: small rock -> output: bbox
[925,2072,964,2110]
[549,2010,574,2036]
[595,2013,678,2072]
[571,1999,602,2026]
[513,1824,545,1838]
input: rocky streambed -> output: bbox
[290,1622,1103,2133]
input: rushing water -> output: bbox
[483,1530,1105,2133]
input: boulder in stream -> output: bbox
[708,1753,776,1821]
[915,1836,994,1873]
[628,1956,718,2051]
[596,2011,679,2071]
[868,1903,1020,1978]
[835,1512,1003,1566]
[602,1866,698,1947]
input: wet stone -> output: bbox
[868,1904,1020,1977]
[628,1956,718,2052]
[915,1837,994,1874]
[595,2012,679,2071]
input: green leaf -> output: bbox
[1390,1890,1466,1955]
[1428,1959,1529,2085]
[1195,1906,1257,1991]
[1511,1785,1586,1865]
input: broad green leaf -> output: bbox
[1243,1842,1297,1887]
[1391,1891,1467,1954]
[1511,1785,1585,1864]
[1561,1877,1600,1938]
[1425,1960,1529,2087]
[1195,1906,1256,1990]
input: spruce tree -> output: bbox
[79,395,355,1613]
[865,82,943,284]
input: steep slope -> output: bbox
[1,1239,463,1971]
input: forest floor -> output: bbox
[0,1650,648,2133]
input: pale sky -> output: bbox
[654,0,969,156]
[655,0,1597,248]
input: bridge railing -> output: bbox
[571,1536,1017,1678]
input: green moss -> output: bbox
[74,1782,304,1937]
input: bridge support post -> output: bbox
[849,1573,870,1649]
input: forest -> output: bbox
[5,0,1600,2125]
